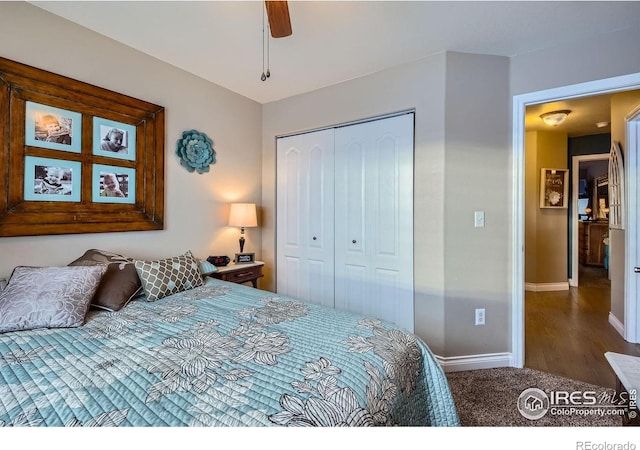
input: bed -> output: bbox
[0,251,459,427]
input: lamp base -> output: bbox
[235,252,255,264]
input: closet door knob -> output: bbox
[635,267,640,273]
[352,240,357,244]
[312,236,317,240]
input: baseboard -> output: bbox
[608,312,625,338]
[435,352,513,372]
[524,282,570,292]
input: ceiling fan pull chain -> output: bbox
[261,5,267,81]
[266,21,271,78]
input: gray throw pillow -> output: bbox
[0,265,107,334]
[133,250,203,302]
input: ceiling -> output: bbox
[526,93,617,138]
[30,1,640,137]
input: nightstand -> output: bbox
[210,261,264,288]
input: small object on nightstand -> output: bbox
[235,252,255,264]
[210,261,264,288]
[207,255,230,267]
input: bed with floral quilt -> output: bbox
[0,250,459,427]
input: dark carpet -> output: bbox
[446,367,622,426]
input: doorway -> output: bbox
[571,155,610,289]
[512,72,640,369]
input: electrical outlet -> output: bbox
[474,211,485,228]
[475,308,485,326]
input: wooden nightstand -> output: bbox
[210,261,264,288]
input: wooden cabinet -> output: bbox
[579,222,608,267]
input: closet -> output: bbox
[276,113,414,332]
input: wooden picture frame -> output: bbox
[540,168,569,209]
[0,56,164,237]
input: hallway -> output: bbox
[525,266,640,388]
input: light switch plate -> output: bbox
[474,211,485,228]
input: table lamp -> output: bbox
[228,202,258,263]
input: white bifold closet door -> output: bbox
[276,113,414,332]
[276,129,335,308]
[334,114,414,332]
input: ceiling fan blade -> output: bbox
[265,1,292,38]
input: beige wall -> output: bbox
[1,3,639,361]
[262,52,510,355]
[524,131,569,285]
[0,3,263,279]
[442,53,511,357]
[609,91,640,322]
[263,53,449,353]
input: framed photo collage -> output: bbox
[24,103,137,205]
[0,56,165,237]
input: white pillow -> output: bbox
[0,266,107,334]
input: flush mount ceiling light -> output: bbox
[540,110,571,127]
[596,121,610,128]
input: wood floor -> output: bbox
[525,265,640,389]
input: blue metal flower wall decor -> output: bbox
[176,129,216,174]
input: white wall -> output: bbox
[0,3,263,280]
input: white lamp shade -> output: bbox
[228,203,258,227]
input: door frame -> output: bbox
[570,154,609,288]
[511,72,640,368]
[625,105,640,343]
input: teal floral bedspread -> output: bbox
[0,278,460,427]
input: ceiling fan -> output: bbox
[260,1,291,81]
[265,1,292,38]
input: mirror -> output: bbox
[594,174,609,220]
